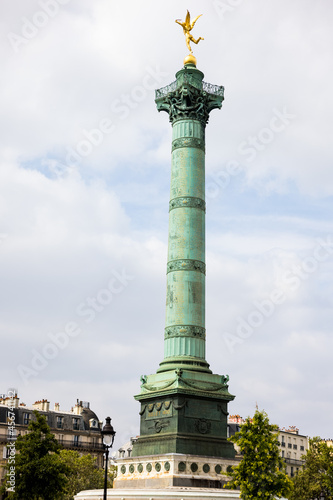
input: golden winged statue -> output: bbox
[175,10,204,54]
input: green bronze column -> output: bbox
[156,64,223,373]
[131,61,235,459]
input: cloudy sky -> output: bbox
[1,0,333,449]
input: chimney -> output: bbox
[7,395,20,408]
[33,400,45,411]
[73,400,83,415]
[287,426,299,435]
[42,400,50,412]
[54,403,60,411]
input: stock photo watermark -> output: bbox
[223,235,333,352]
[17,269,134,384]
[206,106,296,200]
[238,107,296,162]
[45,65,170,178]
[7,0,72,53]
[213,0,244,20]
[4,389,18,493]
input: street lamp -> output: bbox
[101,416,116,500]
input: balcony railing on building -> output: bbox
[58,439,104,451]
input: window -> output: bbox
[282,451,284,458]
[293,444,297,449]
[288,443,292,448]
[89,418,98,429]
[73,418,79,430]
[290,466,294,477]
[23,412,30,425]
[73,435,79,447]
[300,445,304,451]
[281,442,286,447]
[7,427,17,440]
[56,416,63,429]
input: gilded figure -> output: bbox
[175,10,204,54]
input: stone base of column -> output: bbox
[74,453,241,499]
[75,488,240,499]
[114,454,240,489]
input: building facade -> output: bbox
[278,426,308,477]
[0,394,104,494]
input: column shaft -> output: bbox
[161,119,207,368]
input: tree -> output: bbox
[289,437,333,500]
[56,450,115,500]
[2,410,68,500]
[224,409,293,499]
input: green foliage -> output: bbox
[289,437,333,500]
[224,409,293,499]
[56,450,114,500]
[3,411,68,500]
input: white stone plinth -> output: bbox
[113,453,239,490]
[74,487,240,499]
[75,453,239,500]
[74,454,241,499]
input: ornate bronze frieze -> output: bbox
[164,325,206,339]
[169,196,205,212]
[195,418,212,434]
[167,259,206,274]
[172,137,205,151]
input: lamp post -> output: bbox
[101,416,115,500]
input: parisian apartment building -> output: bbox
[0,393,104,495]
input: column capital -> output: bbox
[155,66,224,125]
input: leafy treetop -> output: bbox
[224,409,293,499]
[289,436,333,500]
